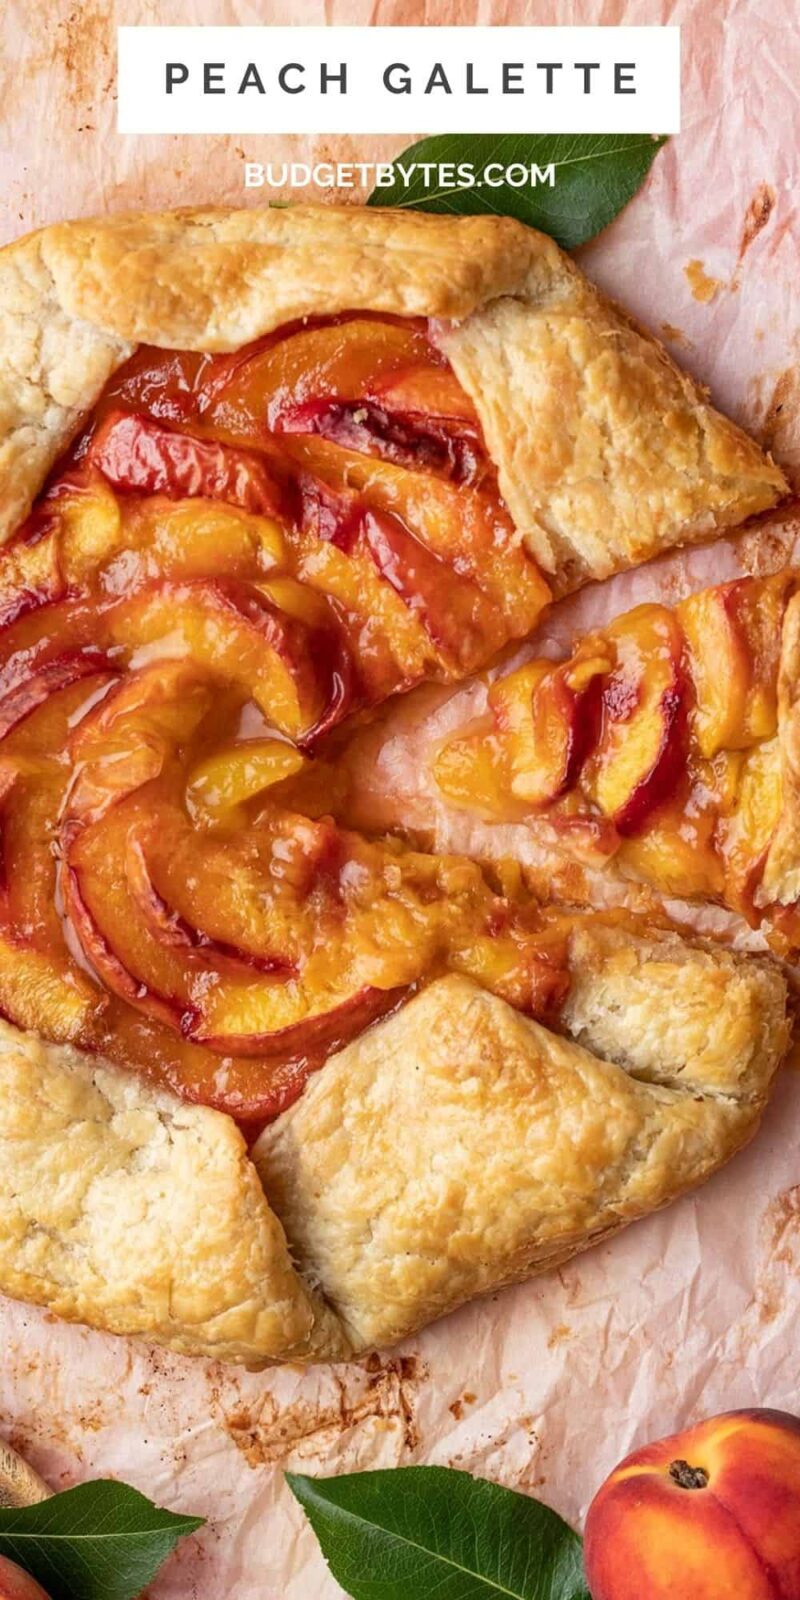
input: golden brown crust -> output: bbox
[254,931,787,1351]
[761,590,800,904]
[0,231,132,552]
[0,205,785,564]
[0,204,790,1365]
[0,1020,350,1366]
[441,289,786,587]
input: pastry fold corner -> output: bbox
[253,927,788,1353]
[0,923,787,1365]
[0,1021,350,1366]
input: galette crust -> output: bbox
[0,205,791,1365]
[441,294,785,587]
[0,1021,349,1366]
[0,206,785,567]
[253,929,787,1352]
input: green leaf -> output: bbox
[368,133,667,249]
[0,1480,204,1600]
[287,1465,589,1600]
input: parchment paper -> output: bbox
[2,2,800,1596]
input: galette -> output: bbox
[0,205,790,1364]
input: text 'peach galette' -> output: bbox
[0,206,791,1365]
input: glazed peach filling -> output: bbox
[0,313,562,1122]
[435,575,795,928]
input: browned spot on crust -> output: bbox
[684,260,724,304]
[739,184,777,262]
[220,1354,427,1467]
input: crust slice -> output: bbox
[253,929,787,1352]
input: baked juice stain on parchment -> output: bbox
[738,183,777,262]
[58,2,114,115]
[684,260,724,303]
[684,185,777,305]
[220,1354,427,1467]
[754,1186,800,1325]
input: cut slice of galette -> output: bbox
[0,205,790,1365]
[432,572,800,947]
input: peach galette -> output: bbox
[434,574,800,945]
[0,206,791,1365]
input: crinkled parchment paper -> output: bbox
[2,1,800,1595]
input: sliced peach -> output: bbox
[432,723,522,818]
[0,930,98,1043]
[193,980,408,1059]
[520,654,608,807]
[124,827,296,978]
[0,518,64,628]
[371,361,479,424]
[65,660,217,829]
[88,410,282,516]
[679,575,791,758]
[57,476,124,585]
[0,650,115,743]
[285,435,551,637]
[62,853,190,1033]
[186,739,307,826]
[92,494,285,594]
[338,509,499,674]
[719,737,784,919]
[275,398,485,486]
[205,318,436,438]
[106,579,328,740]
[587,605,687,837]
[63,792,401,1060]
[619,801,725,899]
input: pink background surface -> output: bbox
[2,3,800,1596]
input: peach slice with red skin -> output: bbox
[719,737,785,921]
[679,576,791,759]
[521,653,608,808]
[587,604,688,837]
[64,659,216,830]
[64,794,406,1075]
[0,650,115,743]
[274,398,484,486]
[584,1408,800,1600]
[194,980,410,1059]
[336,509,497,674]
[88,410,283,517]
[125,826,296,979]
[204,316,440,435]
[105,578,341,743]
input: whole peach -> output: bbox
[0,1556,51,1600]
[584,1409,800,1600]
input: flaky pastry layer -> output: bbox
[0,205,790,1364]
[0,926,786,1364]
